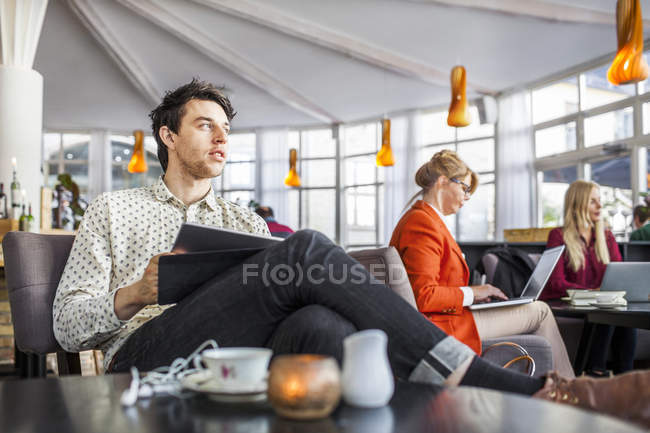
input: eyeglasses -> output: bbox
[450,178,471,196]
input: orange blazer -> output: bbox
[390,200,481,354]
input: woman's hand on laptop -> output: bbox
[470,284,508,304]
[114,252,175,320]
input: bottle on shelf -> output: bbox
[10,158,20,220]
[18,204,26,231]
[0,183,7,219]
[24,203,35,232]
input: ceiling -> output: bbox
[31,0,650,133]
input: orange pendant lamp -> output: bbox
[284,148,301,187]
[447,66,471,127]
[376,118,395,167]
[127,130,148,173]
[607,0,649,85]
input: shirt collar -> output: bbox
[424,201,456,239]
[152,176,218,211]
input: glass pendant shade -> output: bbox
[447,66,471,127]
[284,148,301,187]
[608,0,649,85]
[376,118,394,167]
[127,130,148,173]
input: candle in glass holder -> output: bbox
[267,354,341,420]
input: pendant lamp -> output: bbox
[127,130,148,173]
[447,66,471,127]
[376,118,395,167]
[284,148,301,187]
[607,0,649,85]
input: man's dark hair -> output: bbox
[149,78,236,172]
[255,206,274,219]
[633,205,649,224]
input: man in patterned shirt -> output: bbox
[52,79,650,426]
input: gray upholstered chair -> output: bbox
[2,231,80,377]
[348,246,552,377]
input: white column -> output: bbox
[0,0,49,229]
[0,66,43,228]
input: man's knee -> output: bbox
[286,305,356,338]
[267,305,357,362]
[288,229,331,247]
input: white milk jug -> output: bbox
[341,329,394,407]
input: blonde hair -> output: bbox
[562,180,610,272]
[404,149,479,211]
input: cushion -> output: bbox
[2,232,75,354]
[347,247,417,309]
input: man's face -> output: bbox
[165,99,230,179]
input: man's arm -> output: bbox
[52,194,127,352]
[114,252,173,320]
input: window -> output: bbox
[288,128,338,241]
[44,132,90,196]
[110,135,162,191]
[589,156,633,238]
[214,133,256,207]
[532,64,646,236]
[584,107,633,147]
[641,101,650,135]
[535,122,576,158]
[537,166,578,227]
[532,78,579,124]
[580,64,635,110]
[419,108,496,240]
[342,122,384,248]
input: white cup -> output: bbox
[194,347,272,388]
[595,293,618,304]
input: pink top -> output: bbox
[540,227,621,300]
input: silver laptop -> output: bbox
[469,245,565,310]
[601,262,650,302]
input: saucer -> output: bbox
[589,302,626,309]
[181,370,267,403]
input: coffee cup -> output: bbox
[194,347,272,388]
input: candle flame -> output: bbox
[283,377,307,400]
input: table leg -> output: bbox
[573,320,596,375]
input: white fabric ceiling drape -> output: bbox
[88,131,112,201]
[495,91,535,239]
[256,128,291,226]
[0,0,48,67]
[382,111,421,245]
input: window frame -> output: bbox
[531,53,650,236]
[340,120,384,249]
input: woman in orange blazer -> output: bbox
[390,150,573,376]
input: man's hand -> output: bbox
[114,252,174,320]
[470,284,508,304]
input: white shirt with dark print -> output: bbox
[52,177,270,370]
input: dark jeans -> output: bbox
[587,324,637,374]
[110,230,472,380]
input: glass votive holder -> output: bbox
[267,354,341,420]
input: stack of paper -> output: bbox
[565,289,597,306]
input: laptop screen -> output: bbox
[520,245,565,299]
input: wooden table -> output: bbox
[0,374,644,433]
[549,300,650,374]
